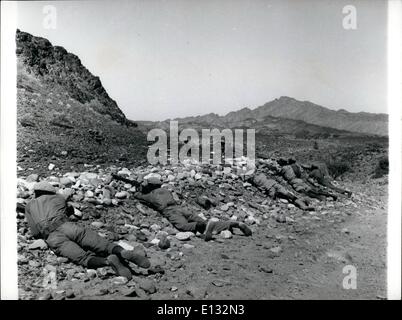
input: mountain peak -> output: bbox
[16,30,147,167]
[16,29,129,125]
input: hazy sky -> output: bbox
[16,0,388,121]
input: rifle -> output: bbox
[111,174,141,189]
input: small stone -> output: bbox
[341,228,350,234]
[158,237,170,249]
[285,217,294,223]
[60,177,73,187]
[171,286,178,292]
[118,168,131,176]
[276,215,286,223]
[211,280,225,287]
[150,238,160,245]
[245,216,259,225]
[177,172,186,180]
[38,291,52,300]
[26,174,39,182]
[175,232,194,241]
[29,260,41,268]
[96,288,109,296]
[139,279,157,294]
[150,224,161,232]
[269,246,282,254]
[57,257,69,263]
[48,163,55,171]
[65,289,75,299]
[194,173,202,180]
[112,276,129,285]
[103,199,112,206]
[183,244,195,249]
[73,208,82,217]
[258,266,273,273]
[87,269,97,279]
[28,239,48,250]
[115,191,128,199]
[91,221,104,228]
[120,287,137,297]
[85,190,94,198]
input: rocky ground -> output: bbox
[16,156,387,300]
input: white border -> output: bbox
[0,0,400,300]
[387,0,402,300]
[1,1,18,300]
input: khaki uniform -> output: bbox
[25,195,117,267]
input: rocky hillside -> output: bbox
[163,96,388,136]
[16,30,148,171]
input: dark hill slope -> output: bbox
[16,30,147,172]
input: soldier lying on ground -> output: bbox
[249,173,314,211]
[278,158,338,201]
[307,164,352,197]
[131,177,252,241]
[24,181,151,280]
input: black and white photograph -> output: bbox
[1,0,401,302]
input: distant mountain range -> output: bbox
[163,96,387,136]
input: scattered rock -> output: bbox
[175,232,194,241]
[26,173,39,182]
[211,280,226,287]
[112,276,129,285]
[115,191,128,199]
[29,260,41,268]
[91,221,104,228]
[258,266,273,273]
[28,239,48,250]
[139,279,157,294]
[341,228,350,234]
[158,236,170,249]
[183,244,195,249]
[65,289,75,299]
[38,291,52,300]
[269,246,282,254]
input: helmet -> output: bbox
[33,181,56,193]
